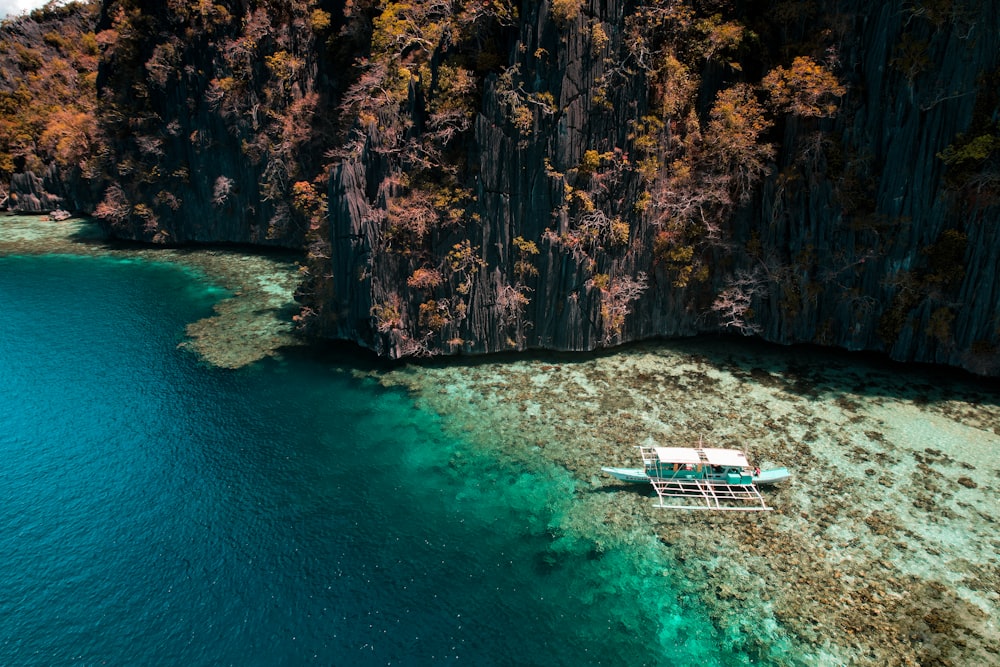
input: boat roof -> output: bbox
[652,447,750,468]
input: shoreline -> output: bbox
[4,212,996,383]
[0,214,303,368]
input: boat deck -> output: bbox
[638,445,772,511]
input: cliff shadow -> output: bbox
[665,335,1000,411]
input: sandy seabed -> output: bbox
[4,214,997,666]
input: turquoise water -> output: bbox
[0,255,744,666]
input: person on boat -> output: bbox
[754,466,761,477]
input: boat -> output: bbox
[601,444,789,511]
[601,464,790,486]
[752,466,791,485]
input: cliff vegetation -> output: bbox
[2,0,999,375]
[0,1,102,212]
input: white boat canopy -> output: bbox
[651,447,750,468]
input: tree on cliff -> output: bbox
[92,0,333,245]
[0,0,102,210]
[309,0,849,355]
[6,0,994,375]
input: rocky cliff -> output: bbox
[743,1,1000,375]
[5,0,999,374]
[88,0,342,246]
[0,1,103,214]
[312,0,1000,374]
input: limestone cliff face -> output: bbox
[86,0,336,246]
[321,0,709,358]
[0,2,102,215]
[8,162,106,213]
[317,0,1000,374]
[26,0,997,374]
[9,170,62,213]
[743,1,1000,374]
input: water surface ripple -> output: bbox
[0,255,734,666]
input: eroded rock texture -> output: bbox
[316,0,1000,373]
[6,1,998,373]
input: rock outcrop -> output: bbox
[7,162,103,213]
[6,0,999,374]
[0,2,103,215]
[740,1,1000,376]
[9,170,61,213]
[88,0,334,246]
[315,0,1000,374]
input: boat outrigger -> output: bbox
[602,444,789,512]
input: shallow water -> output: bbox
[387,337,1000,665]
[0,255,749,666]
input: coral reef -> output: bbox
[4,212,996,663]
[0,214,301,367]
[372,343,1000,665]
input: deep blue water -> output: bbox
[0,255,742,666]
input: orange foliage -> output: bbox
[706,83,774,202]
[38,109,98,172]
[407,267,445,290]
[0,1,102,179]
[762,56,846,118]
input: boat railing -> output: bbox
[647,477,772,512]
[636,444,773,511]
[638,445,659,470]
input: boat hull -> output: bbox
[600,467,649,483]
[601,466,790,485]
[753,467,790,485]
